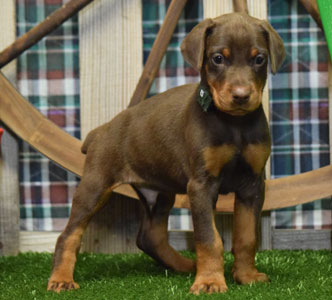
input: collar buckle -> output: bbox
[197,85,213,112]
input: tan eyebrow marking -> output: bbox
[250,48,259,58]
[222,48,230,58]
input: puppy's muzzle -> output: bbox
[231,85,251,105]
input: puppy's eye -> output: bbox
[255,54,265,66]
[212,54,224,65]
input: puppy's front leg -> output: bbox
[187,179,228,295]
[232,180,269,285]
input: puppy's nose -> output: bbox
[232,86,251,105]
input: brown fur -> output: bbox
[48,12,285,294]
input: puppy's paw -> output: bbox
[233,270,269,285]
[189,275,228,295]
[47,280,80,293]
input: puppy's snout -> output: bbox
[232,86,251,105]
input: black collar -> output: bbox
[197,84,213,112]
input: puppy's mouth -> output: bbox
[211,93,260,116]
[209,87,262,116]
[224,108,250,116]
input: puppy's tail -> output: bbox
[81,129,97,154]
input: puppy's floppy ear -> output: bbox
[259,21,286,74]
[180,18,215,71]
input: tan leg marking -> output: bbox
[136,191,195,273]
[232,201,269,284]
[48,183,120,293]
[203,144,237,177]
[190,215,228,295]
[146,221,195,272]
[47,227,84,292]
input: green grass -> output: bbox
[0,250,332,299]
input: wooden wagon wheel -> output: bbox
[0,0,331,213]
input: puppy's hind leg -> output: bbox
[47,174,120,293]
[134,188,195,273]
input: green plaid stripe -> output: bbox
[269,0,331,229]
[144,0,203,97]
[17,0,80,231]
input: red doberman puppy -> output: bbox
[48,13,285,294]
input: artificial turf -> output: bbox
[0,250,332,300]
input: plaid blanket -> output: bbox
[268,0,331,229]
[17,0,331,231]
[17,0,80,231]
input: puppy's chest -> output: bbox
[201,113,271,179]
[202,141,270,178]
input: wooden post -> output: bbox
[0,0,94,68]
[0,1,19,256]
[203,0,271,250]
[79,0,143,253]
[299,0,322,30]
[129,0,187,107]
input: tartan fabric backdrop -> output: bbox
[17,0,331,231]
[17,0,80,231]
[269,0,331,229]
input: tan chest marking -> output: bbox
[203,144,237,177]
[242,143,270,175]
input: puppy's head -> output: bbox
[181,13,285,116]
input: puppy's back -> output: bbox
[82,83,198,155]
